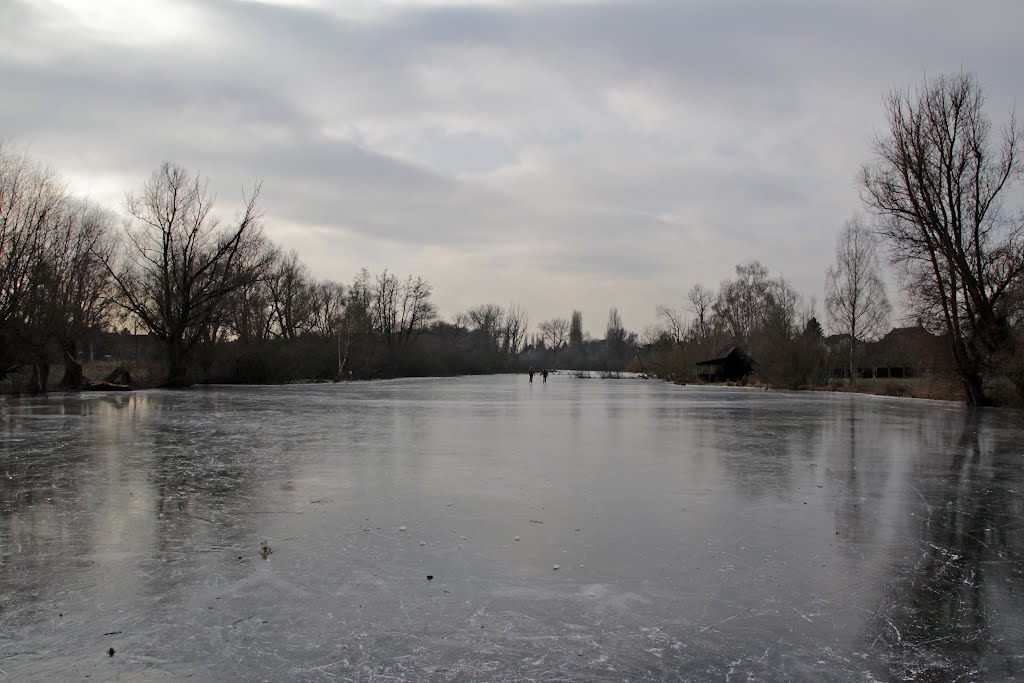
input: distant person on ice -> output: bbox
[529,367,535,383]
[542,369,549,382]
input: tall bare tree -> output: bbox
[825,214,891,381]
[372,270,437,362]
[605,306,626,362]
[43,200,117,387]
[0,145,59,379]
[714,261,797,348]
[467,304,504,351]
[687,284,715,341]
[569,309,583,350]
[224,276,274,344]
[861,73,1023,404]
[538,317,570,349]
[501,304,529,359]
[655,305,686,342]
[308,279,346,342]
[397,274,438,351]
[304,279,347,376]
[710,260,802,384]
[338,269,376,378]
[267,249,315,340]
[0,148,116,390]
[108,162,271,386]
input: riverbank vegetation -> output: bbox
[1,73,1020,405]
[636,73,1023,408]
[0,152,637,390]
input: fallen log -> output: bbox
[82,381,132,392]
[104,366,133,385]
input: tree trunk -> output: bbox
[848,342,856,385]
[60,342,84,388]
[954,337,989,406]
[26,360,49,396]
[961,371,989,407]
[164,340,192,388]
[335,333,351,381]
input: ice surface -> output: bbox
[1,377,1023,681]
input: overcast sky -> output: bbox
[2,0,1021,335]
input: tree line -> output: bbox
[0,154,639,390]
[0,155,433,388]
[637,260,826,387]
[2,73,1021,404]
[639,73,1023,406]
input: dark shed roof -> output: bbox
[694,347,755,366]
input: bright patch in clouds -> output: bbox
[36,0,206,45]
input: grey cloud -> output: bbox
[2,0,1020,327]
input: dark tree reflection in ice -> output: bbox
[865,415,1024,680]
[1,378,1023,681]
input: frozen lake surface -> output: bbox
[1,376,1023,681]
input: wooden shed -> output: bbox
[693,347,756,382]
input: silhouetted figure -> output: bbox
[542,369,549,382]
[529,367,535,383]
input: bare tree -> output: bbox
[42,199,117,387]
[605,306,626,360]
[538,317,570,349]
[461,303,527,366]
[267,249,315,340]
[655,305,686,342]
[825,215,891,381]
[640,324,669,347]
[0,148,116,390]
[308,279,346,342]
[467,304,504,351]
[373,270,437,362]
[107,162,271,386]
[714,261,775,346]
[398,274,438,349]
[501,304,529,359]
[687,284,715,341]
[861,73,1024,404]
[224,276,274,344]
[569,310,583,350]
[372,270,401,353]
[711,261,803,384]
[347,268,374,334]
[306,279,347,377]
[338,269,375,378]
[0,145,59,379]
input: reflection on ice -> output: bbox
[1,378,1022,680]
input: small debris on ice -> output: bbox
[514,536,520,541]
[459,536,467,540]
[107,647,116,657]
[398,526,407,531]
[427,575,434,581]
[419,541,426,546]
[260,539,272,558]
[552,564,560,570]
